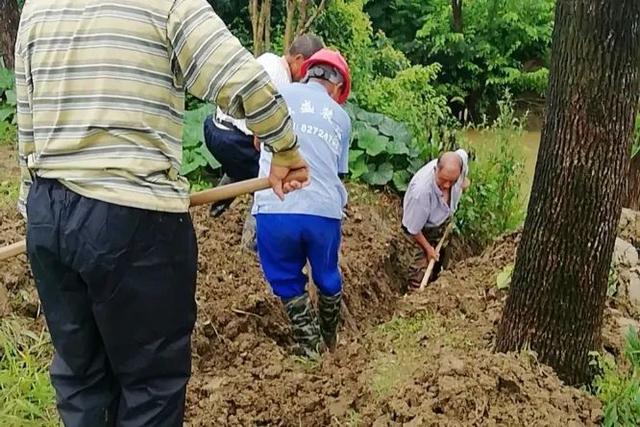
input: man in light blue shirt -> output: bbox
[252,49,352,357]
[402,150,470,289]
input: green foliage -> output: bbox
[632,114,640,159]
[0,318,58,426]
[456,92,525,244]
[0,67,17,145]
[315,0,452,148]
[368,0,554,114]
[181,104,218,190]
[496,264,513,290]
[591,327,640,427]
[356,63,453,152]
[345,104,419,191]
[314,0,374,92]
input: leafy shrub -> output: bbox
[357,64,453,155]
[455,92,525,244]
[367,0,554,115]
[370,32,411,78]
[345,103,420,191]
[591,327,640,427]
[0,67,17,145]
[314,0,374,92]
[181,104,219,191]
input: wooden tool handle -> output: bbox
[418,222,454,291]
[189,168,307,207]
[0,240,27,262]
[0,168,308,261]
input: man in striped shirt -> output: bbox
[15,0,308,425]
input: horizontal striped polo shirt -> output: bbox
[15,0,300,216]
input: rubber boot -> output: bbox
[282,294,323,358]
[240,209,257,252]
[318,292,342,351]
[210,174,234,218]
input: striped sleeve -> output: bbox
[167,0,301,166]
[14,51,33,219]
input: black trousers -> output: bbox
[203,115,259,181]
[26,178,197,427]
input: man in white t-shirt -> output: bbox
[204,34,324,242]
[402,150,470,289]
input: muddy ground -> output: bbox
[2,180,637,426]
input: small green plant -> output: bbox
[181,104,219,190]
[0,318,58,426]
[496,265,513,290]
[591,327,640,427]
[0,180,20,207]
[456,91,525,245]
[345,103,420,191]
[607,265,620,298]
[0,66,17,145]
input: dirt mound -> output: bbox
[355,233,600,426]
[185,207,601,426]
[0,188,605,426]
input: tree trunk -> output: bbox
[297,0,326,38]
[623,154,640,210]
[0,0,20,69]
[284,0,297,51]
[295,0,309,35]
[451,0,463,33]
[495,0,640,386]
[263,0,272,52]
[250,0,260,55]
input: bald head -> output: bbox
[435,151,463,191]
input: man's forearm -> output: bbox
[412,232,433,255]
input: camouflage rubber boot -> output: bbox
[240,208,257,252]
[282,294,323,358]
[318,292,342,351]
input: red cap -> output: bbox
[300,49,351,104]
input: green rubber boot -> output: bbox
[318,292,342,351]
[283,294,323,358]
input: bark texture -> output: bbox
[451,0,463,33]
[0,0,20,69]
[495,0,640,385]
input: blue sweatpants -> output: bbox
[256,214,342,299]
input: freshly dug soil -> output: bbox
[0,185,611,426]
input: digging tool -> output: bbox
[0,170,306,262]
[418,222,454,291]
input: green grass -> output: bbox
[0,122,16,146]
[368,313,471,399]
[0,180,19,207]
[0,318,58,426]
[591,327,640,427]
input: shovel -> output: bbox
[0,170,306,262]
[418,222,454,291]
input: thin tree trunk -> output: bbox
[263,0,272,52]
[295,0,309,35]
[495,0,640,385]
[0,0,20,69]
[284,0,297,51]
[451,0,463,33]
[250,0,260,55]
[623,154,640,210]
[297,0,326,37]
